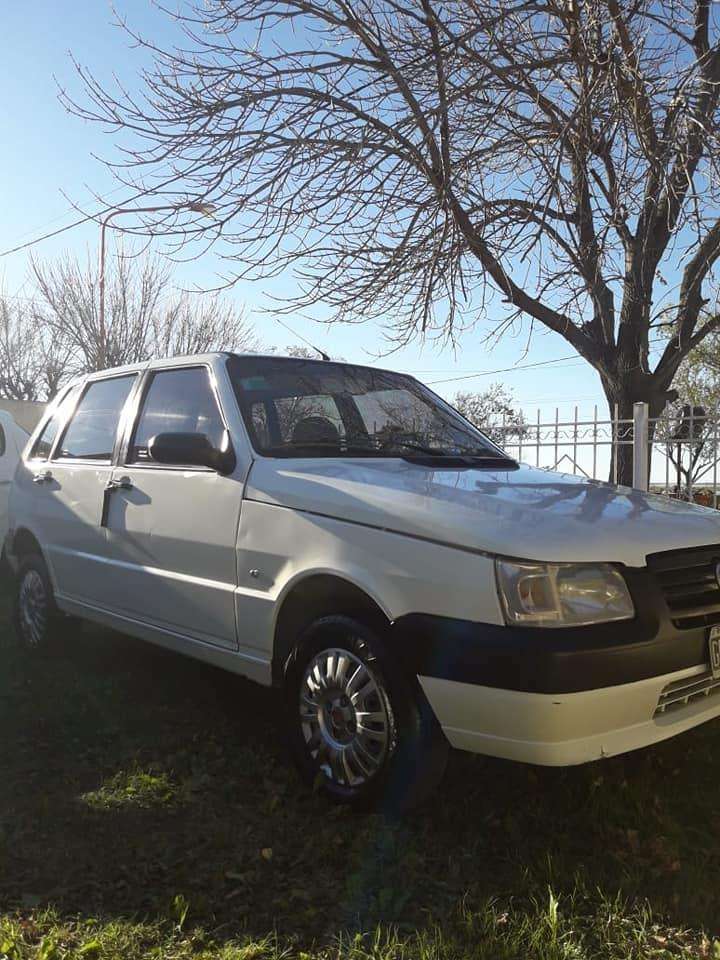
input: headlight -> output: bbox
[495,559,634,627]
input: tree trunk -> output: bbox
[602,377,675,488]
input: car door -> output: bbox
[39,374,140,607]
[0,415,22,550]
[101,364,242,650]
[12,385,80,565]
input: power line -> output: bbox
[3,183,133,251]
[0,294,44,304]
[0,172,190,259]
[423,334,673,386]
[514,396,601,404]
[426,354,582,385]
[0,214,96,258]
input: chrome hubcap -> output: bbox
[299,646,391,787]
[19,570,47,648]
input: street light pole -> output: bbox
[97,200,217,366]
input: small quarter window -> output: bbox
[58,376,137,461]
[129,367,225,464]
[30,387,79,461]
[31,417,60,460]
[32,418,60,460]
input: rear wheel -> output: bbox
[285,615,448,812]
[13,554,62,652]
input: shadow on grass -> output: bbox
[0,585,718,943]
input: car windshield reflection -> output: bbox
[227,355,517,464]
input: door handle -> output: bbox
[101,476,134,527]
[32,470,53,484]
[105,476,134,491]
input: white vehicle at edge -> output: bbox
[0,412,30,558]
[6,353,720,809]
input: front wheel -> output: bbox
[285,615,448,812]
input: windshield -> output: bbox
[227,356,514,462]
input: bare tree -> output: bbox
[280,345,329,361]
[155,295,258,359]
[0,297,72,401]
[0,299,42,401]
[662,404,711,498]
[66,1,720,482]
[453,384,527,445]
[653,326,720,495]
[30,247,258,383]
[32,251,164,372]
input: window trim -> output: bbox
[121,363,231,473]
[50,373,139,466]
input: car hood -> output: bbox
[245,458,720,567]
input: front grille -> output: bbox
[654,670,720,717]
[648,546,720,629]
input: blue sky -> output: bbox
[1,0,603,416]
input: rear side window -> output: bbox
[58,375,136,461]
[129,367,225,463]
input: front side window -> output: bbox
[129,366,225,464]
[228,356,513,461]
[58,376,136,461]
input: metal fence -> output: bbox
[489,403,720,506]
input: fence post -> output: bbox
[633,402,649,491]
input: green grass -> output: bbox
[80,767,179,811]
[1,577,719,958]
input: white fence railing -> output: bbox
[489,403,720,506]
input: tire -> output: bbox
[12,553,63,653]
[284,615,449,813]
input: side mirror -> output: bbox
[148,431,236,475]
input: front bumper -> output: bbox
[419,666,720,765]
[393,566,711,694]
[392,564,720,765]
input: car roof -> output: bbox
[75,352,412,383]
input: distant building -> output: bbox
[0,399,46,434]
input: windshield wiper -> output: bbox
[267,438,448,456]
[263,440,383,456]
[261,439,517,467]
[382,439,450,456]
[457,455,519,468]
[403,453,518,468]
[454,449,518,463]
[386,439,517,463]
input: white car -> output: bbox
[6,354,720,809]
[0,411,31,560]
